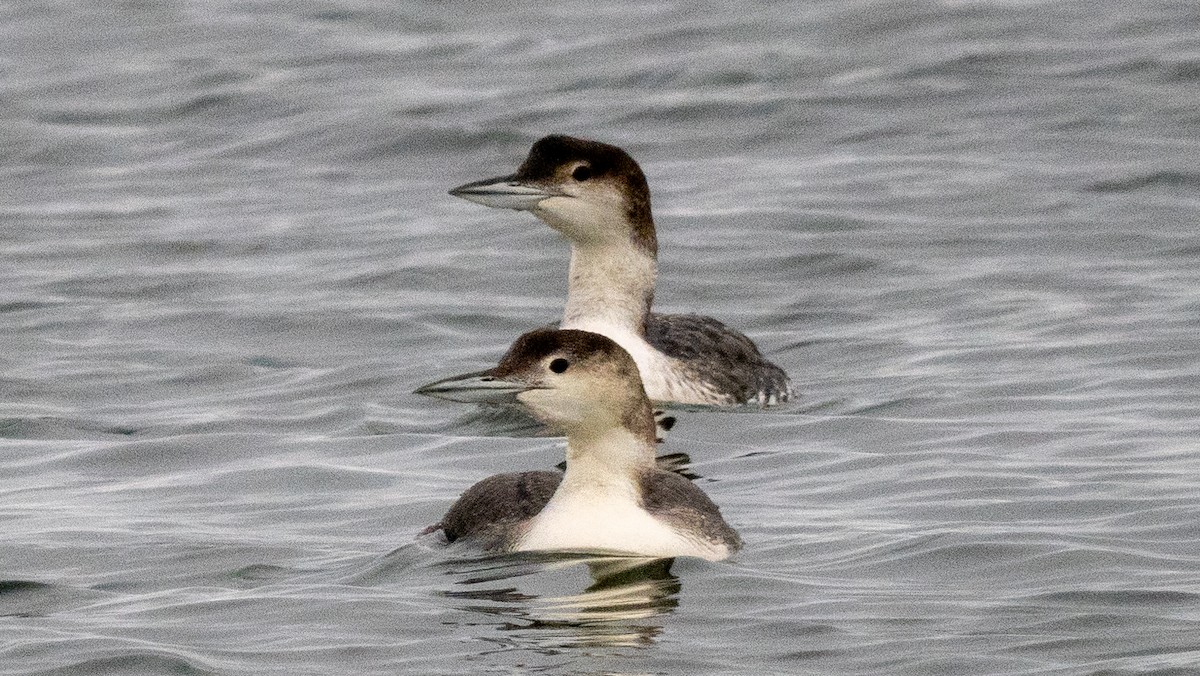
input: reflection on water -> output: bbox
[439,554,681,649]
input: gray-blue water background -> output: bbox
[2,1,1199,674]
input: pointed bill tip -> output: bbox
[448,175,556,211]
[414,370,533,404]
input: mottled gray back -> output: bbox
[646,312,791,404]
[637,469,742,551]
[437,471,561,546]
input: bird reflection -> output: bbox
[438,553,681,649]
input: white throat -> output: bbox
[560,425,656,486]
[561,242,656,335]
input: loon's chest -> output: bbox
[515,481,728,560]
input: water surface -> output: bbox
[2,1,1200,674]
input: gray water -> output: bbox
[3,0,1200,674]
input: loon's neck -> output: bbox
[558,425,657,499]
[561,243,656,336]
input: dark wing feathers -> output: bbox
[638,469,742,552]
[435,471,561,545]
[645,313,792,404]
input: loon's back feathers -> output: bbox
[646,312,791,406]
[435,470,560,545]
[638,468,743,551]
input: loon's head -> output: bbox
[449,135,657,257]
[493,328,656,442]
[429,328,657,442]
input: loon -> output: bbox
[422,328,742,561]
[447,134,792,407]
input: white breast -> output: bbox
[515,477,730,561]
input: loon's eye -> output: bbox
[549,358,570,374]
[571,165,592,182]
